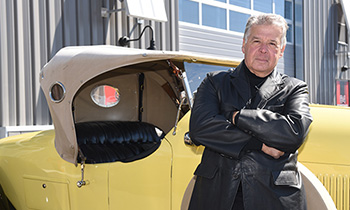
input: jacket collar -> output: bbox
[230,61,284,107]
[258,69,283,99]
[230,62,251,102]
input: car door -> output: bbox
[108,139,172,209]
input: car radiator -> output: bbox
[317,173,350,210]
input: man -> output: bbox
[188,14,313,210]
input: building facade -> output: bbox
[0,0,349,137]
[0,0,178,136]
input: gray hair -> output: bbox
[243,14,289,48]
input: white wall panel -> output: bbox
[179,23,244,61]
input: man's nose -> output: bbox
[259,44,268,53]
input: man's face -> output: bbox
[242,24,285,77]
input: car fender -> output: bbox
[180,162,336,210]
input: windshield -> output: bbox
[185,62,235,93]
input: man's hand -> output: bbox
[232,111,239,125]
[261,143,285,159]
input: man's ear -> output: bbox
[242,39,246,54]
[279,44,286,58]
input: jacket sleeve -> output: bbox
[236,80,313,153]
[189,73,254,159]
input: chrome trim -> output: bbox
[77,160,86,188]
[173,91,187,135]
[49,81,66,103]
[184,132,193,145]
[180,71,193,108]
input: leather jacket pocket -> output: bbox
[194,164,218,179]
[272,170,302,189]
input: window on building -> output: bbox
[287,23,293,43]
[284,0,293,19]
[229,0,250,9]
[229,11,250,33]
[337,5,348,44]
[275,0,285,16]
[202,4,226,29]
[254,0,273,13]
[179,0,295,44]
[285,0,293,43]
[179,0,199,24]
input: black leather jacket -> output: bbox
[189,61,313,210]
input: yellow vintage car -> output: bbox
[0,45,346,210]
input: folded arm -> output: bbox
[189,74,254,159]
[235,81,313,153]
